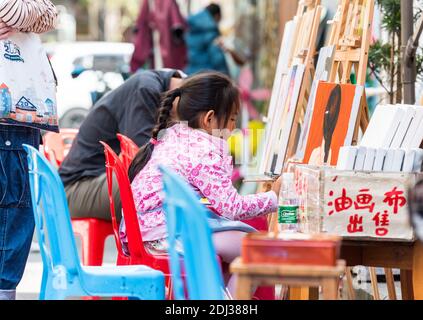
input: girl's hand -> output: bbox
[272,176,283,197]
[0,21,14,40]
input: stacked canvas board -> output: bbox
[259,5,322,176]
[337,104,423,173]
[259,20,298,175]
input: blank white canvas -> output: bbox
[403,148,423,172]
[354,146,367,171]
[391,149,405,171]
[344,86,365,147]
[360,105,405,148]
[390,107,415,148]
[373,148,388,171]
[402,107,423,149]
[382,106,407,148]
[383,149,396,172]
[337,146,358,171]
[259,20,296,174]
[403,149,417,172]
[413,149,423,171]
[363,148,376,171]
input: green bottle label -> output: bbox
[278,205,298,224]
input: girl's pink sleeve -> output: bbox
[190,152,278,221]
[0,0,58,33]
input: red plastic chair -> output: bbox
[70,218,114,266]
[42,130,114,267]
[117,134,139,171]
[43,129,79,167]
[100,141,176,297]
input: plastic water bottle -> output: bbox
[278,172,299,233]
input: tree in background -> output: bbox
[368,0,423,104]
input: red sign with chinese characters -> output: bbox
[323,172,414,240]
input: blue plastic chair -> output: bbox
[159,166,225,300]
[23,145,165,300]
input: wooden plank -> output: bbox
[362,247,414,270]
[334,48,362,62]
[289,287,317,300]
[400,270,414,300]
[341,241,415,269]
[413,241,423,300]
[385,268,397,300]
[322,278,340,300]
[236,275,254,300]
[356,0,374,86]
[230,258,346,277]
[260,1,323,174]
[369,267,381,300]
[345,267,356,299]
[255,277,323,288]
[279,0,299,37]
[326,5,343,46]
[285,5,322,161]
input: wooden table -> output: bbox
[230,258,346,300]
[340,240,423,300]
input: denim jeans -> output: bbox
[0,125,40,298]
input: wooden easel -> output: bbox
[283,2,323,161]
[266,3,343,233]
[327,0,373,143]
[259,0,322,175]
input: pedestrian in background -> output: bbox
[0,0,58,300]
[185,3,245,76]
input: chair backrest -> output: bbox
[23,145,81,276]
[160,166,224,300]
[43,129,78,167]
[117,134,139,171]
[100,141,152,264]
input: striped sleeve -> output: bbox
[0,0,58,34]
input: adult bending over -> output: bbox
[59,70,184,222]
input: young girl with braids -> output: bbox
[125,72,281,294]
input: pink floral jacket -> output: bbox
[128,123,278,242]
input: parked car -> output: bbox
[44,41,134,128]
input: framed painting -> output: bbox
[302,82,364,166]
[296,45,335,160]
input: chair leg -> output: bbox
[400,270,414,300]
[235,275,253,300]
[117,254,130,266]
[81,226,107,266]
[385,268,397,300]
[167,277,174,300]
[72,220,112,267]
[369,267,381,300]
[39,270,50,301]
[345,267,356,300]
[322,278,339,300]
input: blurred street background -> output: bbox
[16,0,421,300]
